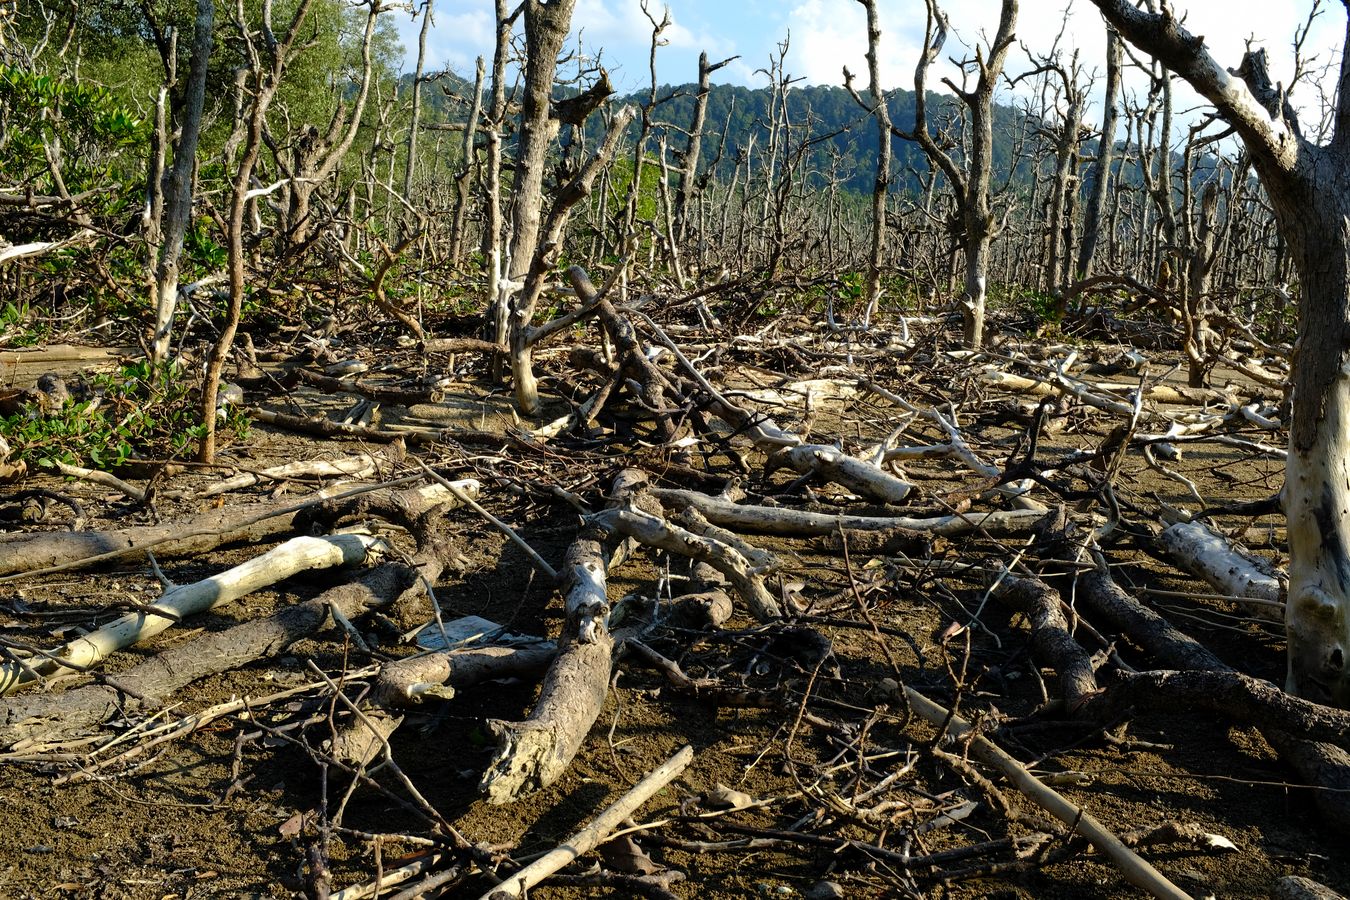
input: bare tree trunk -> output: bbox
[899,0,1016,348]
[1181,169,1220,386]
[280,0,380,252]
[1088,0,1350,708]
[507,0,575,283]
[400,0,434,239]
[508,105,633,414]
[199,0,315,462]
[1045,75,1085,301]
[449,56,485,265]
[506,0,580,412]
[674,51,736,247]
[1077,25,1121,281]
[148,0,212,363]
[846,0,893,325]
[484,0,515,358]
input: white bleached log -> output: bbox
[1158,521,1284,622]
[774,444,914,503]
[0,533,386,694]
[171,452,385,498]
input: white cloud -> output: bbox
[423,6,494,74]
[781,0,869,86]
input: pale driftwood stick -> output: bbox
[0,474,432,581]
[1157,520,1284,621]
[328,852,452,900]
[596,506,782,621]
[651,487,1046,537]
[772,444,914,503]
[0,533,386,695]
[53,460,147,503]
[413,458,559,582]
[903,687,1192,900]
[481,744,694,900]
[167,451,386,499]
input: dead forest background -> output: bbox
[2,0,1350,898]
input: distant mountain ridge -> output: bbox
[423,71,1033,197]
[425,70,1242,204]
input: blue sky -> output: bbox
[423,1,1344,130]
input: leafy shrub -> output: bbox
[0,361,247,470]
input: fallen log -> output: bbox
[0,533,387,694]
[0,475,476,580]
[651,487,1046,537]
[771,444,914,503]
[1157,520,1284,621]
[331,641,557,769]
[1078,564,1350,829]
[596,505,782,621]
[991,574,1098,709]
[478,470,645,804]
[0,561,424,750]
[167,451,389,500]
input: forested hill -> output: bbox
[431,73,1031,197]
[593,81,1028,195]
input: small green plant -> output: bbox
[0,299,47,347]
[0,361,247,469]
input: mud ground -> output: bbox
[0,340,1342,900]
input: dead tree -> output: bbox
[898,0,1017,348]
[504,0,575,298]
[1177,137,1224,387]
[482,0,517,352]
[402,0,434,208]
[502,0,577,412]
[508,105,635,413]
[673,51,738,248]
[267,0,381,253]
[1087,0,1350,707]
[145,0,213,364]
[1077,26,1122,281]
[199,0,317,462]
[844,0,894,325]
[448,57,485,265]
[1042,53,1088,301]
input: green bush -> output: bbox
[0,361,247,469]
